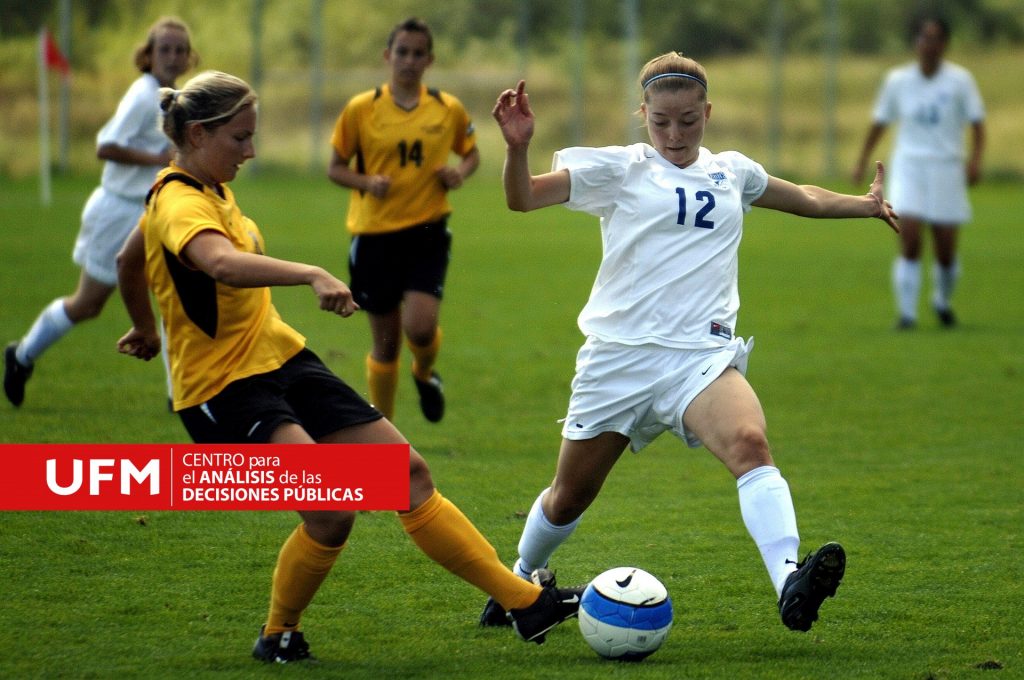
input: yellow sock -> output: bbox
[399,489,541,611]
[366,354,399,420]
[264,524,344,635]
[408,328,442,382]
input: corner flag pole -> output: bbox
[38,28,52,206]
[38,28,70,206]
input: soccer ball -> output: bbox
[578,566,673,661]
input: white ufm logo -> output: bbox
[46,458,161,496]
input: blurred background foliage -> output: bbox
[4,0,1023,54]
[2,0,1022,180]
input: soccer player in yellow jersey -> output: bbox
[328,17,479,423]
[116,70,580,664]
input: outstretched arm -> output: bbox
[492,80,569,212]
[184,231,360,317]
[753,160,900,233]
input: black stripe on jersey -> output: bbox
[146,172,203,205]
[163,246,218,338]
[355,149,366,196]
[374,86,382,100]
[427,87,444,105]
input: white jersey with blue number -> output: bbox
[554,144,768,349]
[872,61,985,162]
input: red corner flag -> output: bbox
[41,29,70,76]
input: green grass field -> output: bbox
[1,173,1022,679]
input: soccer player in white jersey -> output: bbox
[479,52,900,634]
[4,17,196,407]
[854,15,986,329]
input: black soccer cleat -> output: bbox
[413,371,445,422]
[895,316,917,331]
[935,305,957,328]
[479,595,512,627]
[252,626,314,664]
[480,567,560,628]
[508,569,585,644]
[3,341,33,407]
[779,542,846,632]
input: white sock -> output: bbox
[932,260,960,311]
[737,466,800,598]
[514,488,581,580]
[892,257,921,321]
[18,298,74,364]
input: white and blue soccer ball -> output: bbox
[578,566,673,661]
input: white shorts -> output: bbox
[560,336,754,452]
[889,155,971,225]
[72,187,146,285]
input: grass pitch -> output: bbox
[1,173,1021,679]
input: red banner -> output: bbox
[0,444,410,511]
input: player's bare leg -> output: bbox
[403,291,445,422]
[686,368,843,630]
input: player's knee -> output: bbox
[730,425,772,472]
[545,485,591,526]
[405,325,436,349]
[303,510,355,546]
[408,450,435,496]
[65,298,106,322]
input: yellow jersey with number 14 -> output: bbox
[330,83,476,235]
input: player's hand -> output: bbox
[118,327,161,361]
[436,166,464,190]
[365,174,391,199]
[311,270,360,317]
[492,80,534,147]
[868,161,900,234]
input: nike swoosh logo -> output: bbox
[562,594,580,604]
[615,573,634,588]
[701,364,713,375]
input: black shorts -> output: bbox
[348,218,452,314]
[178,348,382,443]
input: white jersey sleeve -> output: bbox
[96,73,169,199]
[871,67,902,125]
[960,66,985,124]
[553,146,632,216]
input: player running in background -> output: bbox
[481,53,899,633]
[4,17,196,407]
[853,14,986,329]
[327,17,479,423]
[115,70,580,663]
